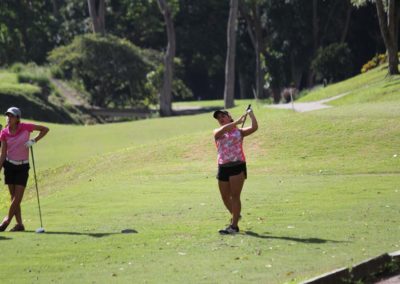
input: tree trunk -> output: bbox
[312,0,319,53]
[321,1,340,39]
[387,43,399,74]
[255,46,262,99]
[308,0,319,87]
[253,5,264,101]
[340,1,352,43]
[375,0,399,75]
[272,87,281,104]
[224,0,239,109]
[87,0,106,35]
[240,2,265,100]
[239,70,246,99]
[51,0,59,17]
[290,52,303,89]
[157,0,175,116]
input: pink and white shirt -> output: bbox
[0,123,35,161]
[215,128,246,165]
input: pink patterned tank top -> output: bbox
[215,128,246,165]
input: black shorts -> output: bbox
[3,160,30,187]
[217,163,247,182]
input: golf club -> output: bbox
[241,104,252,128]
[30,146,45,233]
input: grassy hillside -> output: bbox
[0,70,85,124]
[0,68,399,283]
[299,65,400,104]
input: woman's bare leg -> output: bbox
[6,185,25,224]
[229,172,245,228]
[218,180,232,214]
[8,185,23,224]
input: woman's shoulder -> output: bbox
[0,126,9,138]
[19,122,35,132]
[19,122,34,127]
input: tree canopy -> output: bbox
[0,0,394,103]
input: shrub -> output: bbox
[311,43,353,83]
[6,64,57,102]
[1,66,83,123]
[0,80,84,124]
[9,62,25,73]
[361,53,388,73]
[9,62,52,90]
[18,72,50,89]
[48,34,155,108]
[50,65,64,79]
[0,82,41,97]
[145,57,193,104]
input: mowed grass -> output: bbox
[0,71,42,98]
[0,72,400,283]
[298,65,400,104]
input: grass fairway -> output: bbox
[1,71,400,283]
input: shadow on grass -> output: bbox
[172,106,221,116]
[245,231,345,244]
[383,79,400,89]
[0,235,12,240]
[23,229,138,238]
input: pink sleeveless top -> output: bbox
[215,128,246,165]
[0,122,35,161]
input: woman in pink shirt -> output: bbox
[213,108,258,234]
[0,107,49,231]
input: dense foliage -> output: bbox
[0,64,84,123]
[49,34,153,107]
[311,43,353,83]
[0,0,389,101]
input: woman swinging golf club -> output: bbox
[213,105,258,234]
[0,107,49,232]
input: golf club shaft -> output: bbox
[241,115,247,128]
[31,147,43,228]
[241,104,252,128]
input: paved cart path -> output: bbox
[266,92,350,112]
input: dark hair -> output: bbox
[213,110,230,119]
[213,110,234,122]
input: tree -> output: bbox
[311,43,353,82]
[308,0,318,86]
[224,0,239,109]
[340,0,353,43]
[261,0,359,91]
[375,0,399,74]
[239,0,267,100]
[107,0,165,49]
[157,0,176,116]
[0,0,59,65]
[87,0,105,35]
[174,1,229,100]
[48,34,153,107]
[352,0,399,75]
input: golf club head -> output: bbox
[35,227,45,233]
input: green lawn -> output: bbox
[0,71,42,99]
[298,65,400,104]
[0,69,399,283]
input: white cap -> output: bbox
[5,107,21,118]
